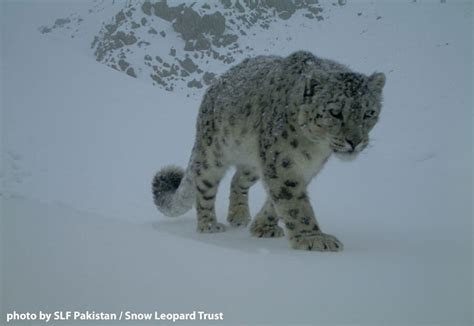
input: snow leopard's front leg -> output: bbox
[262,168,343,251]
[249,199,284,238]
[227,167,259,227]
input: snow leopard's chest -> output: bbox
[290,138,333,182]
[223,131,332,183]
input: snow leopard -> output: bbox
[152,51,385,251]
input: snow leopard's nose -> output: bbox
[345,138,357,152]
[345,137,362,152]
[345,136,367,153]
[346,138,355,151]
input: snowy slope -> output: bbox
[3,194,471,325]
[2,0,473,325]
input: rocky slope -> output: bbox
[38,0,348,95]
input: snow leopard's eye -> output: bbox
[329,109,343,120]
[363,110,377,119]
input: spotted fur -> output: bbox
[152,51,385,251]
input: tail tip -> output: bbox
[152,165,184,207]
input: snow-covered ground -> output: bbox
[1,1,473,325]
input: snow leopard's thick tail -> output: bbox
[152,164,195,217]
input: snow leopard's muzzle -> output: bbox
[330,135,369,161]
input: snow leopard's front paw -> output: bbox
[197,222,226,233]
[250,222,285,238]
[227,206,251,228]
[290,232,343,252]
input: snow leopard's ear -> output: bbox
[368,72,386,93]
[301,73,328,102]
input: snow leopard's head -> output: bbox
[298,71,385,161]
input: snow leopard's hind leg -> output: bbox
[227,167,259,227]
[250,199,285,238]
[193,149,228,233]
